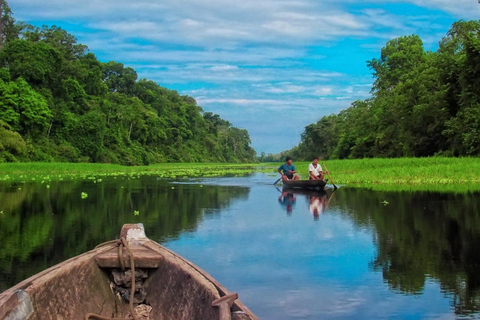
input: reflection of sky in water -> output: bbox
[165,177,454,320]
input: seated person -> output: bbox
[308,156,327,180]
[278,156,299,180]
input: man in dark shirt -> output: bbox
[278,156,299,180]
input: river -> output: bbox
[0,173,479,319]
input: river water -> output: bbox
[1,173,479,319]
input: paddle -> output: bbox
[273,176,282,185]
[321,161,338,190]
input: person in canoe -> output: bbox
[308,156,328,181]
[278,156,299,180]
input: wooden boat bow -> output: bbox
[0,223,258,320]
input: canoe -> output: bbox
[282,179,327,190]
[0,223,258,320]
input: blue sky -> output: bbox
[9,0,480,154]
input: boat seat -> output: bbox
[95,245,163,269]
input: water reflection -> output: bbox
[330,188,480,316]
[0,176,250,291]
[278,189,296,215]
[278,187,333,220]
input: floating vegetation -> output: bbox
[0,163,258,183]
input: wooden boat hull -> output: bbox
[0,224,258,320]
[282,179,327,190]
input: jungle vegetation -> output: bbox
[0,1,256,165]
[288,20,480,160]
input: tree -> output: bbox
[368,35,425,94]
[0,77,51,136]
[0,39,62,87]
[0,1,19,47]
[0,0,3,47]
[103,61,137,95]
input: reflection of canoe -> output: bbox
[282,186,327,197]
[0,224,258,320]
[282,179,326,190]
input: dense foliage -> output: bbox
[0,2,256,164]
[290,20,480,160]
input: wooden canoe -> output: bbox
[282,179,327,190]
[0,223,258,320]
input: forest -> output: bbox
[0,1,256,165]
[288,20,480,161]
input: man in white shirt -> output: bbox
[308,157,326,180]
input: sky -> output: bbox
[9,0,480,154]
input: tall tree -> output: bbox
[0,0,3,48]
[0,0,18,46]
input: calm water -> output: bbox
[1,173,480,319]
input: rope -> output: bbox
[121,237,137,320]
[118,241,125,271]
[85,238,138,320]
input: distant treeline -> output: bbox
[0,1,256,164]
[288,20,480,161]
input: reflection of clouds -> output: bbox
[242,284,368,319]
[319,230,334,240]
[326,291,366,316]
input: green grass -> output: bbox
[290,157,480,193]
[1,158,479,193]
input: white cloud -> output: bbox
[263,84,306,94]
[314,87,334,96]
[198,98,286,106]
[404,0,480,19]
[210,65,239,72]
[13,0,477,47]
[11,0,405,46]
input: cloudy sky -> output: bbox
[9,0,480,154]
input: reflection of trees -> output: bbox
[331,188,480,316]
[0,177,249,290]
